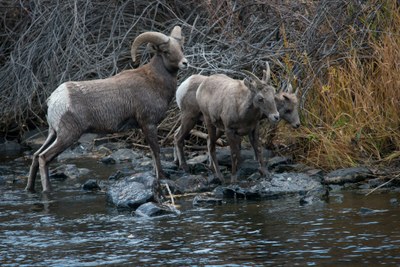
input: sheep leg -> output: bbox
[225,129,241,183]
[37,133,80,192]
[204,116,224,184]
[141,124,164,202]
[25,128,57,192]
[174,113,199,171]
[249,126,270,178]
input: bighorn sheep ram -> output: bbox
[26,26,188,196]
[196,63,280,183]
[175,63,300,183]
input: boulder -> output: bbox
[134,202,180,217]
[217,172,326,201]
[324,167,375,185]
[106,172,155,209]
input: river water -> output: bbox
[1,155,400,266]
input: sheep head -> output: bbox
[131,26,188,71]
[275,83,301,128]
[243,62,280,123]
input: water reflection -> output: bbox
[0,157,400,266]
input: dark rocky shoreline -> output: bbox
[1,133,399,217]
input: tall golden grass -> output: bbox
[276,2,400,170]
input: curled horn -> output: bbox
[131,31,170,63]
[242,69,263,87]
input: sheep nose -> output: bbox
[273,114,280,121]
[180,60,189,69]
[293,123,300,129]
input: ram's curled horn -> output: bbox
[131,31,170,63]
[262,62,271,82]
[241,69,263,87]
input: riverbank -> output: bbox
[1,133,399,215]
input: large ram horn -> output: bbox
[262,62,271,83]
[241,70,263,87]
[131,31,170,63]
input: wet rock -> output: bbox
[100,157,116,165]
[0,140,22,154]
[134,202,180,217]
[106,172,155,209]
[174,174,210,193]
[50,164,90,180]
[267,156,292,170]
[101,148,142,164]
[324,167,375,185]
[236,159,260,177]
[82,179,101,191]
[390,198,398,206]
[192,194,223,206]
[218,172,326,201]
[187,154,209,174]
[216,148,273,167]
[108,168,135,181]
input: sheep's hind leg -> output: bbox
[25,128,56,192]
[38,134,79,192]
[174,113,198,171]
[204,116,224,184]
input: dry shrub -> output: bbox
[0,0,399,169]
[277,1,400,169]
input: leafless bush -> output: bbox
[0,0,386,146]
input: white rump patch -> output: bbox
[175,77,193,109]
[46,83,72,131]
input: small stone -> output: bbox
[134,202,180,217]
[82,179,101,191]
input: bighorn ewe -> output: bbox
[174,73,300,174]
[26,26,188,196]
[195,63,281,183]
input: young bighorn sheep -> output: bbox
[26,26,188,196]
[174,73,300,173]
[196,63,280,183]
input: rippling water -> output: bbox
[1,157,400,266]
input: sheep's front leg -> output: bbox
[249,125,270,178]
[141,124,164,202]
[225,128,241,183]
[204,116,224,184]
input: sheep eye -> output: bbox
[258,96,264,102]
[285,109,292,114]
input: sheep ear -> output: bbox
[146,43,157,54]
[158,41,170,52]
[170,26,183,40]
[262,62,271,83]
[294,87,299,96]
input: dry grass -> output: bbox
[0,0,399,170]
[275,1,400,170]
